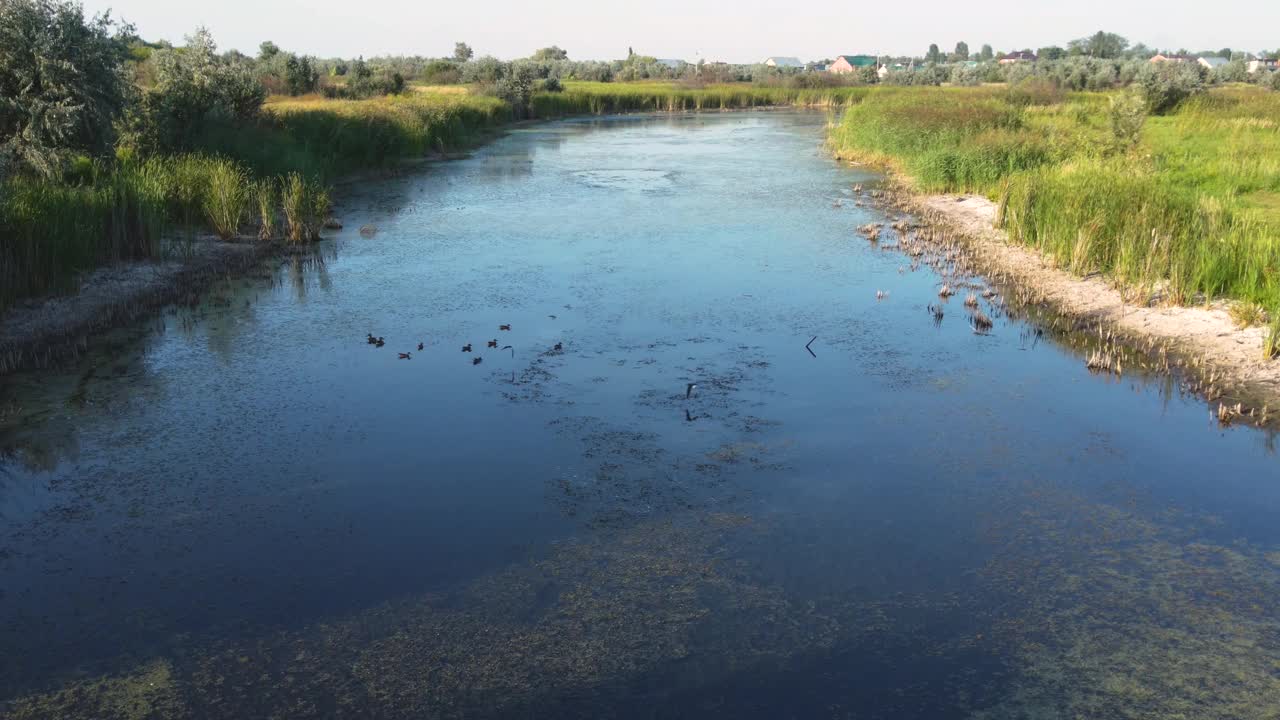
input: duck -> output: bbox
[366,333,377,345]
[462,344,472,352]
[499,324,511,331]
[375,337,385,348]
[398,352,412,360]
[417,342,424,351]
[553,342,563,351]
[487,339,498,348]
[472,356,483,365]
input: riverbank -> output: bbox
[879,186,1280,421]
[0,241,279,374]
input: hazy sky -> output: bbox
[83,0,1279,62]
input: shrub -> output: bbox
[129,28,266,154]
[1108,91,1147,150]
[0,0,131,177]
[1137,61,1206,114]
[541,77,564,93]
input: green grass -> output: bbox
[830,85,1280,319]
[531,81,869,116]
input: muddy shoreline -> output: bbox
[876,185,1280,423]
[0,242,282,375]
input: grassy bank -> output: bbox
[1,82,858,312]
[0,92,508,311]
[531,81,868,116]
[830,85,1280,346]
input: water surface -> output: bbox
[2,112,1280,719]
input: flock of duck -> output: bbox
[365,326,565,367]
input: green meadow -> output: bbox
[829,84,1280,352]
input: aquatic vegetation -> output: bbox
[201,160,250,240]
[280,172,328,243]
[253,178,277,240]
[529,81,869,117]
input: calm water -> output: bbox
[2,112,1279,719]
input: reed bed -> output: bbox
[531,81,870,117]
[830,85,1280,327]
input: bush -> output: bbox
[202,160,249,239]
[129,28,266,154]
[540,77,564,93]
[1108,91,1147,150]
[1137,61,1206,114]
[0,0,132,177]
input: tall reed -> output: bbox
[203,160,250,240]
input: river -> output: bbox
[1,111,1279,718]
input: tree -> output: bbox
[258,41,280,60]
[926,43,941,64]
[0,0,131,178]
[131,28,265,153]
[979,44,994,62]
[1038,46,1066,61]
[1217,47,1232,59]
[284,54,317,95]
[952,41,969,61]
[1071,31,1129,59]
[453,42,473,62]
[532,46,568,61]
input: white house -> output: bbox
[1197,56,1229,70]
[763,56,804,69]
[1248,58,1278,73]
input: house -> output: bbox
[829,55,878,74]
[1149,53,1195,63]
[998,51,1037,64]
[1248,58,1278,73]
[763,56,804,68]
[877,61,913,79]
[1198,56,1229,70]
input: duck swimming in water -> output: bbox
[554,342,563,351]
[472,356,483,365]
[487,339,498,348]
[417,342,424,351]
[462,344,472,352]
[398,352,412,360]
[499,324,511,331]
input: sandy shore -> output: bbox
[0,242,270,375]
[915,192,1280,416]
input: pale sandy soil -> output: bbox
[918,193,1280,412]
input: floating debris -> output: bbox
[686,383,698,399]
[358,225,378,237]
[876,290,888,301]
[323,218,343,230]
[805,336,818,358]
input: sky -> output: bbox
[83,0,1280,62]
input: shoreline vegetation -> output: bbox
[3,6,1280,393]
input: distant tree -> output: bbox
[1217,47,1232,59]
[926,43,942,63]
[532,46,568,61]
[978,44,993,61]
[352,56,372,79]
[284,54,317,95]
[1137,60,1205,113]
[952,41,970,61]
[453,42,473,62]
[1071,31,1129,59]
[258,41,280,60]
[1038,46,1066,61]
[0,0,132,177]
[331,60,349,77]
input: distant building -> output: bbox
[877,61,914,79]
[1248,58,1278,73]
[655,59,687,70]
[1197,56,1229,70]
[998,51,1037,64]
[763,56,804,68]
[829,55,878,74]
[1149,53,1196,64]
